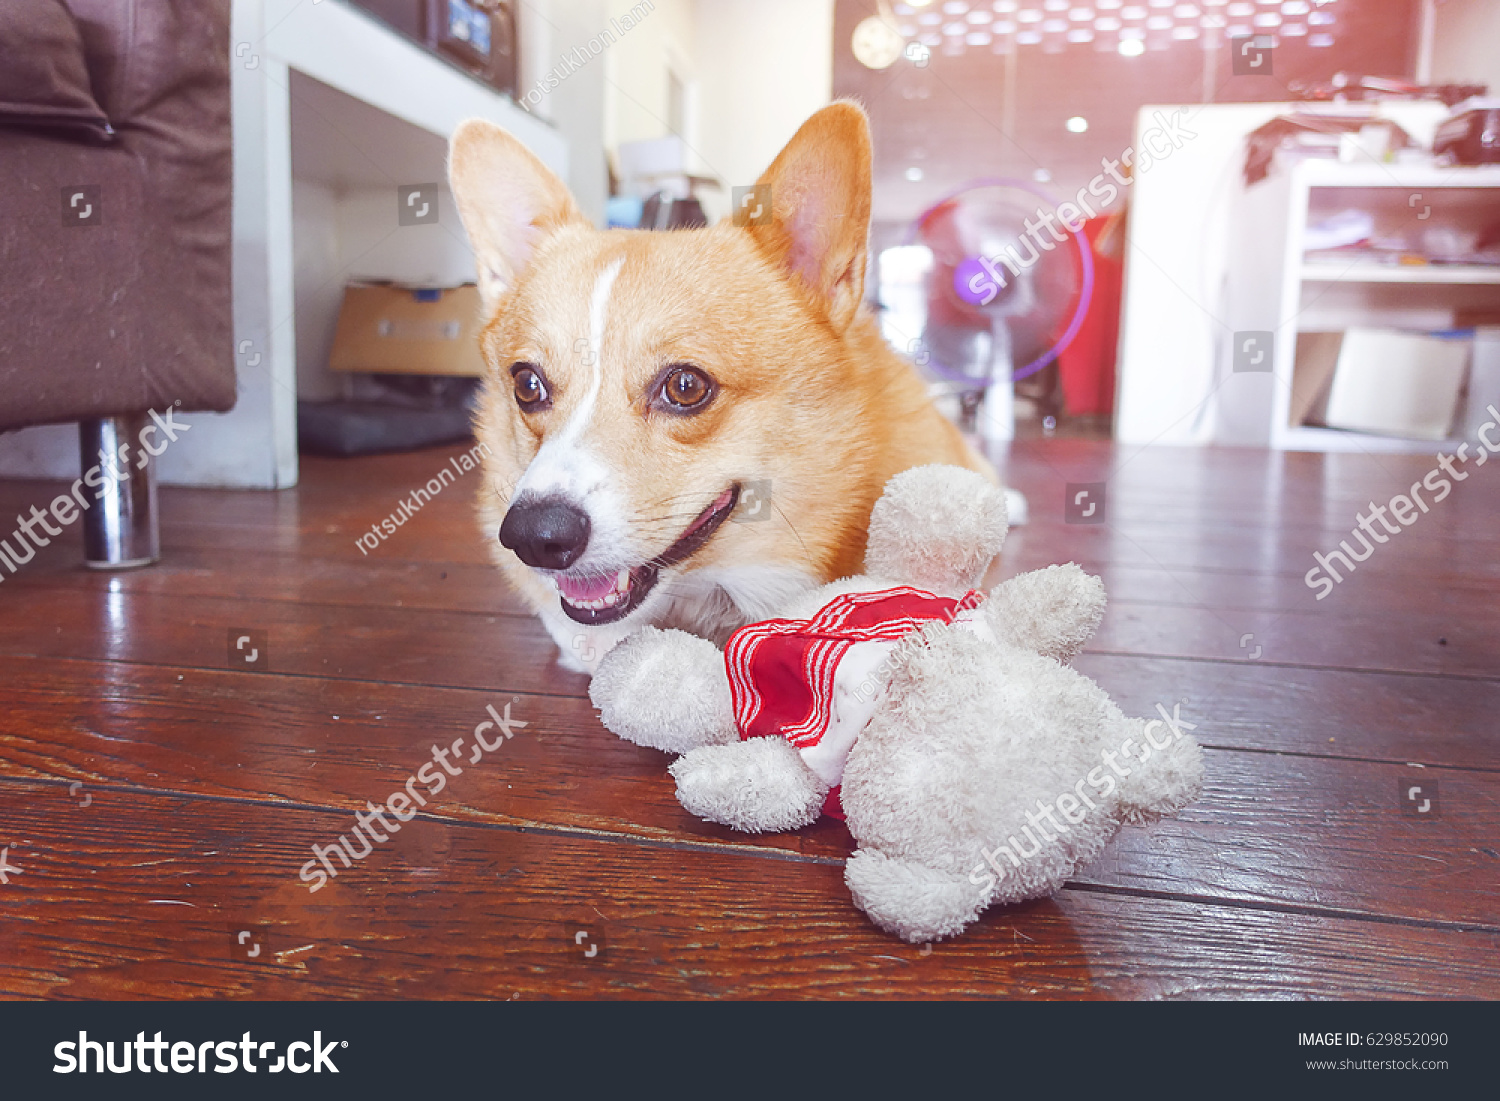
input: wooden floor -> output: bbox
[0,437,1496,999]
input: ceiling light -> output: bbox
[1175,3,1201,14]
[1066,115,1089,132]
[967,9,992,21]
[906,166,925,181]
[1070,7,1095,19]
[993,19,1017,32]
[1018,8,1044,21]
[1043,17,1067,30]
[1308,31,1334,45]
[943,1,972,13]
[1067,26,1094,39]
[944,22,967,34]
[1172,24,1199,37]
[1308,10,1334,24]
[1281,1,1309,13]
[1121,5,1148,17]
[993,0,1019,11]
[1016,28,1043,41]
[1146,15,1171,28]
[967,30,993,43]
[1118,35,1145,53]
[1280,21,1305,35]
[851,17,906,68]
[1253,12,1281,26]
[1096,0,1123,7]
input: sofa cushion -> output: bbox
[0,0,113,140]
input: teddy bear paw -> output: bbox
[589,627,737,754]
[844,849,990,944]
[670,738,828,834]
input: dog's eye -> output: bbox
[657,365,714,413]
[510,363,550,412]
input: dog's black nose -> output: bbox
[499,496,591,569]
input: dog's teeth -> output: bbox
[615,568,630,593]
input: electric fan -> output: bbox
[877,178,1095,445]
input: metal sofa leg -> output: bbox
[79,416,160,569]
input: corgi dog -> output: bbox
[448,101,994,674]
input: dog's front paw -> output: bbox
[588,627,737,754]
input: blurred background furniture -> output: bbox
[0,0,236,566]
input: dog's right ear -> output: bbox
[449,119,586,313]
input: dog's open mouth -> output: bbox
[552,484,740,626]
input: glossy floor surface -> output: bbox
[0,438,1496,998]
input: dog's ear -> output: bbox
[449,119,586,313]
[742,101,872,332]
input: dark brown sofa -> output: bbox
[0,0,236,566]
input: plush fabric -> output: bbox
[0,0,112,140]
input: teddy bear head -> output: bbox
[863,464,1009,596]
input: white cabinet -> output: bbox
[1221,159,1500,452]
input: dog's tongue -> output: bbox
[557,572,620,603]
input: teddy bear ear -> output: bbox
[864,465,1008,595]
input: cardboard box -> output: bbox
[328,282,486,377]
[1289,331,1344,427]
[1323,328,1470,440]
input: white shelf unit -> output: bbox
[1221,159,1500,452]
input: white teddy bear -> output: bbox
[589,465,1203,943]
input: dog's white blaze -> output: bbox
[512,257,631,570]
[559,255,623,449]
[514,256,624,500]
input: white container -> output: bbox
[1323,328,1471,440]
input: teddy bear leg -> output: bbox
[844,849,991,944]
[588,627,738,755]
[670,737,829,834]
[1111,716,1204,824]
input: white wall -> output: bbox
[517,0,611,223]
[1430,0,1500,91]
[692,0,834,223]
[597,0,834,221]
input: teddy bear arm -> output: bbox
[670,738,829,834]
[588,627,738,755]
[984,563,1106,662]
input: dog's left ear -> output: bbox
[743,100,872,333]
